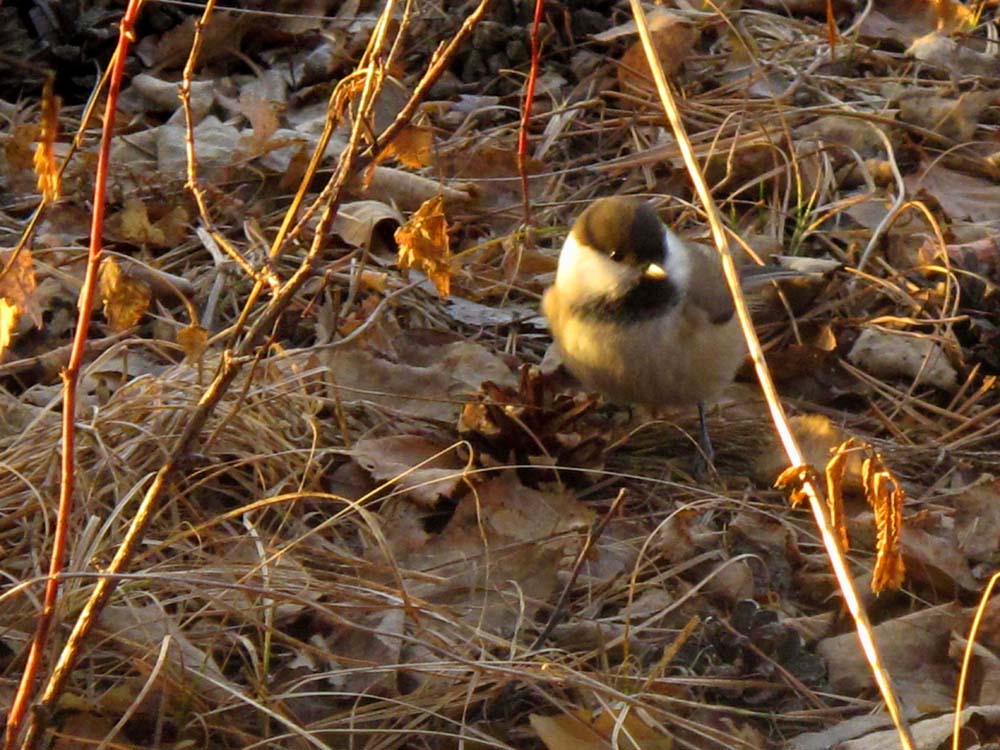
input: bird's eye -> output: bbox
[609,251,622,262]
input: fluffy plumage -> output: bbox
[542,197,747,408]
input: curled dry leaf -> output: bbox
[860,453,906,593]
[99,257,152,332]
[328,199,403,251]
[395,194,452,297]
[33,75,60,202]
[360,165,473,211]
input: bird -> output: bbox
[542,196,796,466]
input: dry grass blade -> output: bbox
[626,0,914,747]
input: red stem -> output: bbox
[3,3,144,747]
[517,0,545,225]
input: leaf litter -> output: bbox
[1,1,1000,749]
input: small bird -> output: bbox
[542,196,792,463]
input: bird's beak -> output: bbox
[644,263,667,280]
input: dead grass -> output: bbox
[2,1,999,748]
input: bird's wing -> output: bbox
[685,244,735,325]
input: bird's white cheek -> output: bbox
[556,234,634,299]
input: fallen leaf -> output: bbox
[906,161,1000,222]
[0,299,16,358]
[817,602,963,711]
[847,328,958,391]
[177,324,208,362]
[907,32,1000,80]
[350,435,466,507]
[384,123,434,169]
[395,195,452,297]
[953,477,1000,559]
[0,247,40,332]
[858,0,974,45]
[618,13,697,96]
[531,707,673,750]
[99,257,152,331]
[328,200,403,250]
[237,88,281,157]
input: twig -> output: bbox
[517,0,546,226]
[5,3,147,748]
[530,489,627,651]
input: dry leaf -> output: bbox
[754,413,862,489]
[858,0,974,45]
[906,161,1000,223]
[350,435,466,507]
[531,707,673,750]
[847,328,958,391]
[0,299,16,358]
[99,257,151,331]
[177,324,208,362]
[953,477,1000,558]
[50,712,124,750]
[0,248,40,357]
[395,194,452,297]
[860,453,906,593]
[617,13,697,96]
[907,32,1000,80]
[384,123,434,169]
[818,602,963,712]
[33,75,61,202]
[896,90,993,143]
[328,200,404,249]
[237,89,281,156]
[113,197,166,247]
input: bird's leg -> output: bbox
[693,401,716,478]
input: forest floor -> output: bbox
[1,1,1000,748]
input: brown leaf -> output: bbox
[617,14,697,97]
[859,0,974,45]
[818,602,963,711]
[531,707,673,750]
[0,248,40,357]
[395,194,452,297]
[99,257,151,331]
[109,197,170,248]
[385,123,434,169]
[0,299,16,358]
[906,161,1000,223]
[847,328,959,392]
[177,324,208,362]
[350,435,466,507]
[33,75,61,202]
[237,89,281,157]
